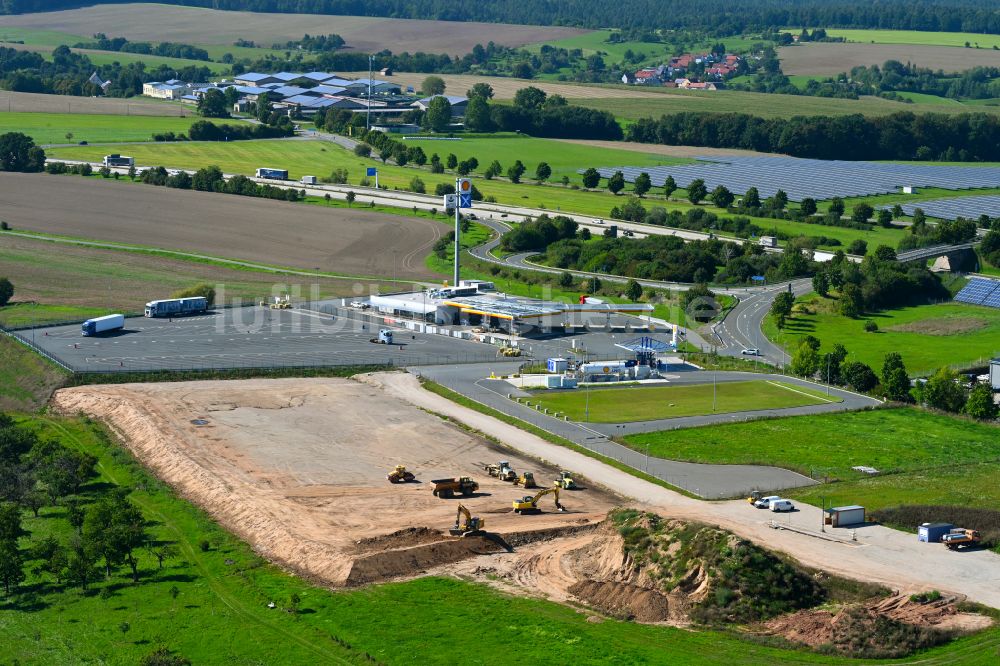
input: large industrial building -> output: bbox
[368,280,654,336]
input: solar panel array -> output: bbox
[883,195,1000,221]
[954,277,1000,309]
[585,156,1000,202]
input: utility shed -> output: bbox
[825,505,865,527]
[918,522,954,543]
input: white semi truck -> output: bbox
[81,314,125,336]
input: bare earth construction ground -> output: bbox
[0,173,442,280]
[51,377,618,587]
[0,4,587,56]
[781,42,1000,76]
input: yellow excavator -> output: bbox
[450,504,486,536]
[512,486,566,514]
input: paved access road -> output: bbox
[712,278,813,365]
[376,371,1000,610]
[413,362,878,498]
[20,305,499,373]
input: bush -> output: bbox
[863,320,878,332]
[172,283,215,306]
[0,277,13,306]
[408,176,426,194]
[353,143,372,157]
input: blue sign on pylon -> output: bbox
[457,178,473,208]
[366,167,377,177]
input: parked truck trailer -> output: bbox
[81,314,125,336]
[103,154,134,167]
[255,167,288,180]
[144,297,209,317]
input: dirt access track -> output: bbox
[0,4,586,56]
[0,173,442,280]
[52,377,618,587]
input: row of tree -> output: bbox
[625,111,1000,162]
[10,1,1000,37]
[0,45,213,98]
[73,34,210,61]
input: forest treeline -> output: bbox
[3,1,1000,35]
[625,111,1000,162]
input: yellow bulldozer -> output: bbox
[513,472,537,488]
[450,504,486,537]
[497,345,521,357]
[386,465,416,483]
[512,486,565,514]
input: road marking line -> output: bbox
[765,380,838,403]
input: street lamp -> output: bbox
[365,54,374,131]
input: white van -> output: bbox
[770,499,795,512]
[753,495,781,509]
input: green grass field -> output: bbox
[0,335,68,412]
[5,112,206,145]
[820,28,1000,49]
[623,407,1000,481]
[577,88,1000,121]
[530,380,837,423]
[764,295,1000,374]
[17,413,996,665]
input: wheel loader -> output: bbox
[485,461,517,482]
[554,471,577,490]
[386,465,416,483]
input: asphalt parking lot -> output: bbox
[17,306,500,373]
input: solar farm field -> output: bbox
[889,195,1000,221]
[765,294,1000,374]
[589,156,1000,202]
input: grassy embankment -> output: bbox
[762,293,1000,375]
[623,407,1000,513]
[530,380,837,423]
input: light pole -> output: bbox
[713,368,717,413]
[365,54,374,131]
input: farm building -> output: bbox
[411,95,468,115]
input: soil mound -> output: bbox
[568,580,671,622]
[347,536,507,586]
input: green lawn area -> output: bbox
[892,91,965,106]
[16,413,990,665]
[7,112,207,145]
[820,28,1000,49]
[0,335,68,413]
[530,380,837,423]
[577,89,1000,121]
[764,294,1000,374]
[623,407,1000,481]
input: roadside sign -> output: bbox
[443,193,459,208]
[366,167,377,177]
[457,178,473,208]
[751,275,765,282]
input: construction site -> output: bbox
[46,370,997,658]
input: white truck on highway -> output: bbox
[81,314,125,336]
[103,154,134,167]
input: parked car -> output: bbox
[753,495,781,509]
[742,348,760,356]
[78,140,88,145]
[349,301,370,310]
[770,499,795,512]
